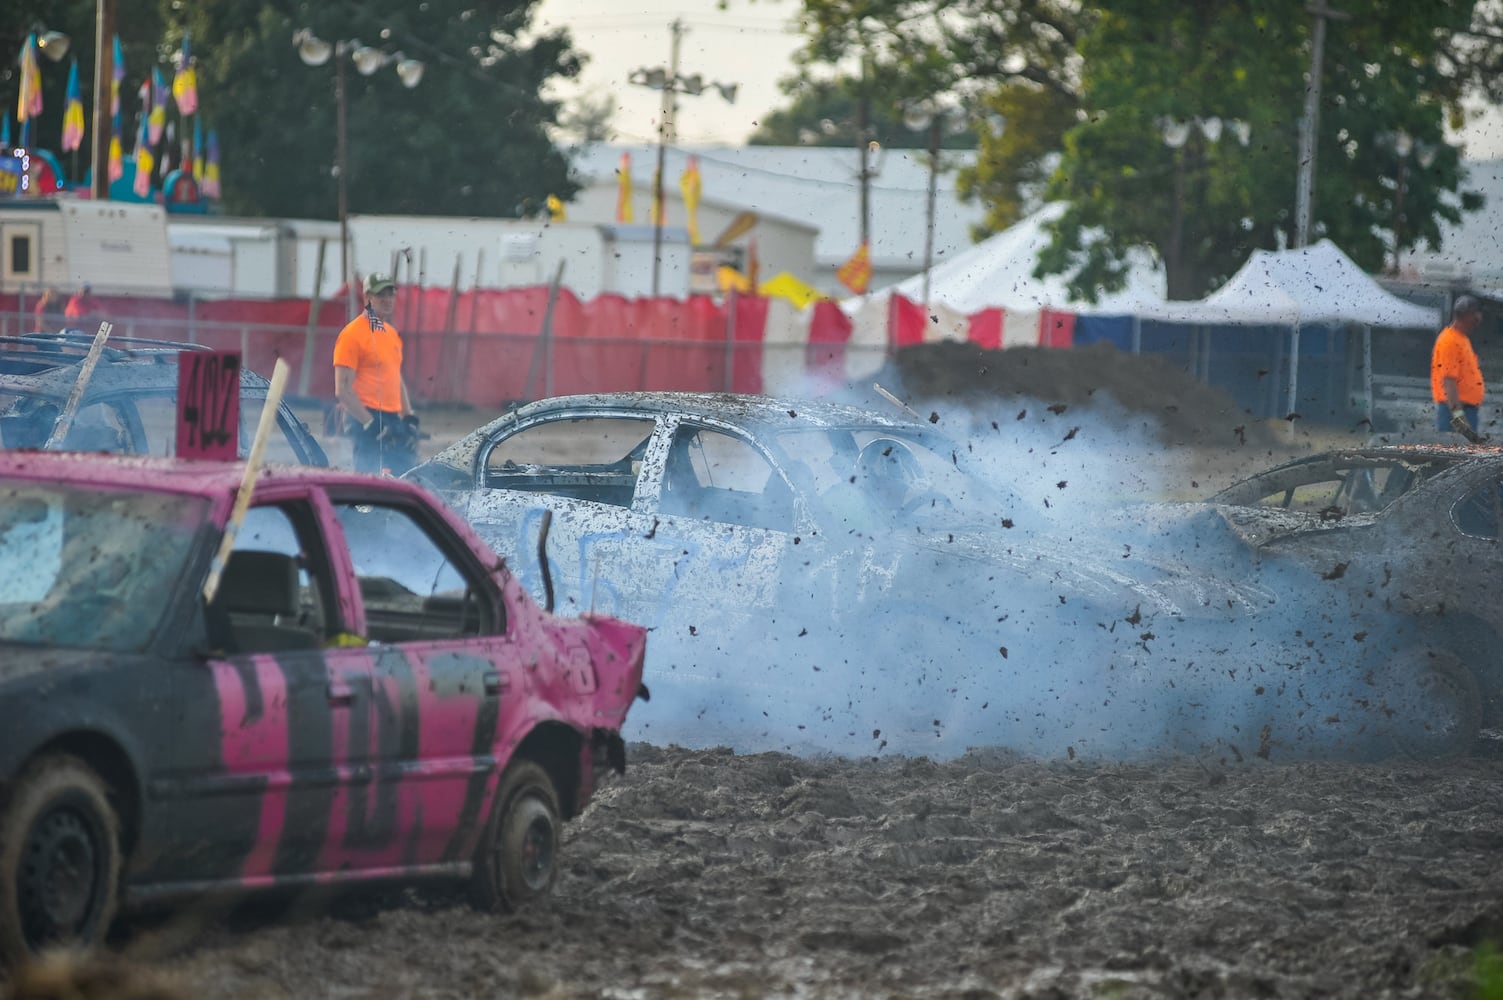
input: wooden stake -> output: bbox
[202,357,291,604]
[44,321,113,449]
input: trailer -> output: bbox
[0,198,173,298]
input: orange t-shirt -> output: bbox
[332,311,404,412]
[1431,325,1485,406]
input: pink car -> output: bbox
[0,451,648,965]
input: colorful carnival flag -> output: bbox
[148,67,167,144]
[193,116,204,181]
[133,106,154,197]
[615,151,633,223]
[111,35,125,122]
[171,34,198,115]
[16,33,42,124]
[836,240,873,295]
[202,130,221,198]
[136,77,150,130]
[61,60,85,153]
[108,129,123,182]
[679,155,702,245]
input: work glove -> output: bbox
[365,414,403,446]
[1450,411,1471,434]
[403,414,422,442]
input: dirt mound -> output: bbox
[870,341,1279,448]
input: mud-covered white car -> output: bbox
[408,393,1453,759]
[1191,444,1503,747]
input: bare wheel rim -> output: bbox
[513,797,556,892]
[18,804,107,950]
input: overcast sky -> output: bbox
[534,0,806,147]
[534,0,1503,159]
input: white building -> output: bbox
[153,142,987,303]
[563,142,987,297]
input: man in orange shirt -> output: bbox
[63,283,99,325]
[1431,294,1486,440]
[333,273,418,474]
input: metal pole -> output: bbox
[1295,3,1348,248]
[1362,325,1373,428]
[857,54,871,248]
[650,19,683,298]
[724,288,738,392]
[1287,322,1302,420]
[298,237,328,397]
[1168,149,1186,297]
[90,0,116,201]
[336,49,352,312]
[921,119,939,310]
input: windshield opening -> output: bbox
[0,480,206,651]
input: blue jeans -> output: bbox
[350,409,417,475]
[1436,402,1478,434]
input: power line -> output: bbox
[541,14,799,36]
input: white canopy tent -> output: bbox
[868,201,1168,316]
[839,203,1167,372]
[1137,239,1438,327]
[1134,239,1440,420]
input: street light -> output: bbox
[294,27,424,309]
[1294,2,1351,247]
[34,29,71,62]
[903,100,973,310]
[628,18,737,296]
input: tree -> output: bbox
[557,88,617,143]
[1039,0,1484,301]
[171,0,584,219]
[770,0,1086,230]
[747,77,975,150]
[777,0,1491,301]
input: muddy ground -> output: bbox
[32,346,1503,1000]
[100,744,1503,999]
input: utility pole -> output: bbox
[857,52,872,248]
[1293,1,1349,247]
[650,18,684,297]
[89,0,115,201]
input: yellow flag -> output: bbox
[836,240,873,295]
[615,152,634,223]
[547,194,567,222]
[679,155,702,245]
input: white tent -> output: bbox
[850,201,1167,317]
[1134,239,1440,422]
[1137,239,1439,328]
[839,203,1167,373]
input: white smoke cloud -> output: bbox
[618,391,1461,764]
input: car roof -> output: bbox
[423,391,930,471]
[0,332,273,401]
[513,391,924,429]
[1209,443,1503,500]
[0,450,417,502]
[1239,444,1503,471]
